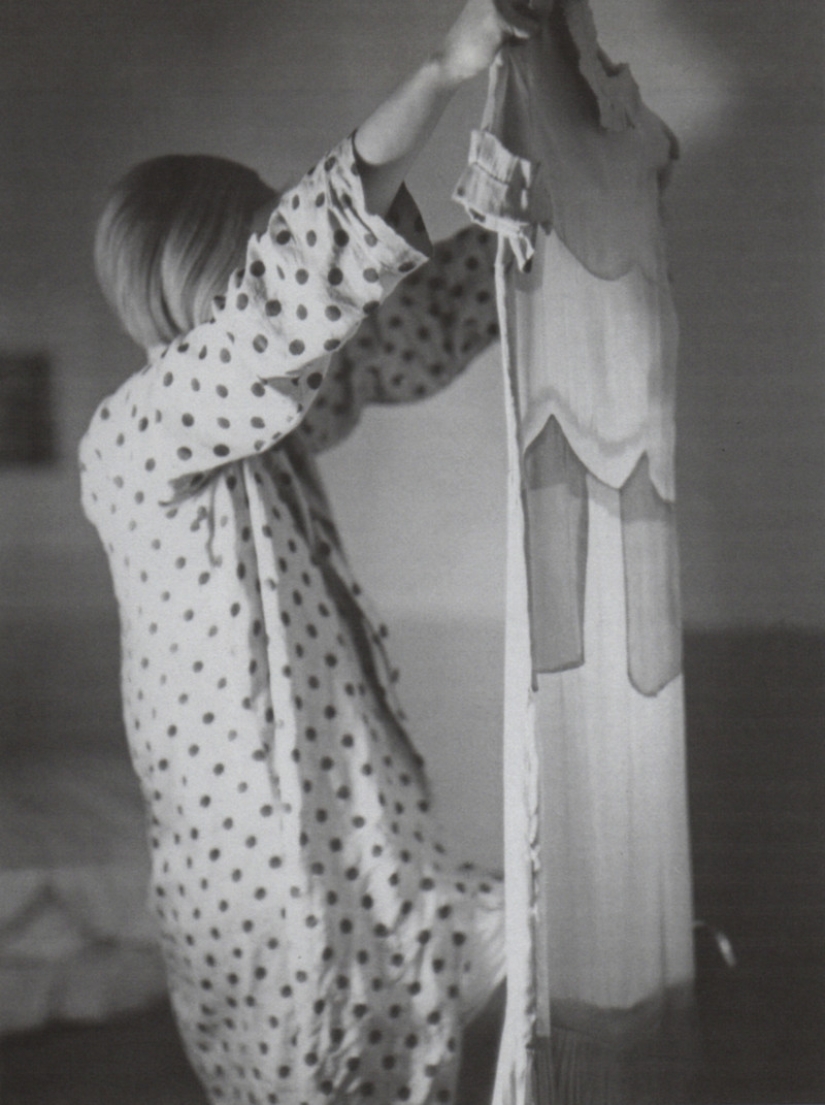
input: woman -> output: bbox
[80,3,536,1102]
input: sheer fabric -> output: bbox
[455,2,695,1100]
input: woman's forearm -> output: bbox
[353,0,537,219]
[354,56,461,219]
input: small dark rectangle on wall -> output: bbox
[0,353,56,464]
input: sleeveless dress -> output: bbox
[454,3,696,1101]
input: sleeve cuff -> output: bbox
[321,134,433,280]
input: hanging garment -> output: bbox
[455,2,696,1101]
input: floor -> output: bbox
[1,631,823,1104]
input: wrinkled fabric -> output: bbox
[0,747,165,1033]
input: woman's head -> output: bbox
[95,154,277,350]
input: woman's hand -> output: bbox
[435,0,539,87]
[354,0,539,218]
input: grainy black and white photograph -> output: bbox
[0,2,822,1103]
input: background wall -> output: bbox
[0,0,822,866]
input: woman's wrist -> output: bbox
[353,58,457,175]
[425,45,479,93]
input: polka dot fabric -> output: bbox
[80,136,503,1105]
[298,222,499,452]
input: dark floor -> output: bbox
[2,631,823,1104]
[685,630,825,1105]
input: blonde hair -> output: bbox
[94,154,277,350]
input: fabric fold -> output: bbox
[453,128,537,268]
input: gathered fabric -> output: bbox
[81,136,506,1105]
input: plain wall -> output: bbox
[0,1,822,865]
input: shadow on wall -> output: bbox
[652,0,823,628]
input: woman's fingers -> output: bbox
[493,0,541,39]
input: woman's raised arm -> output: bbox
[354,0,537,218]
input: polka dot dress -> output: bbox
[80,136,503,1105]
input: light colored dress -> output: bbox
[80,135,504,1105]
[455,2,696,1101]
